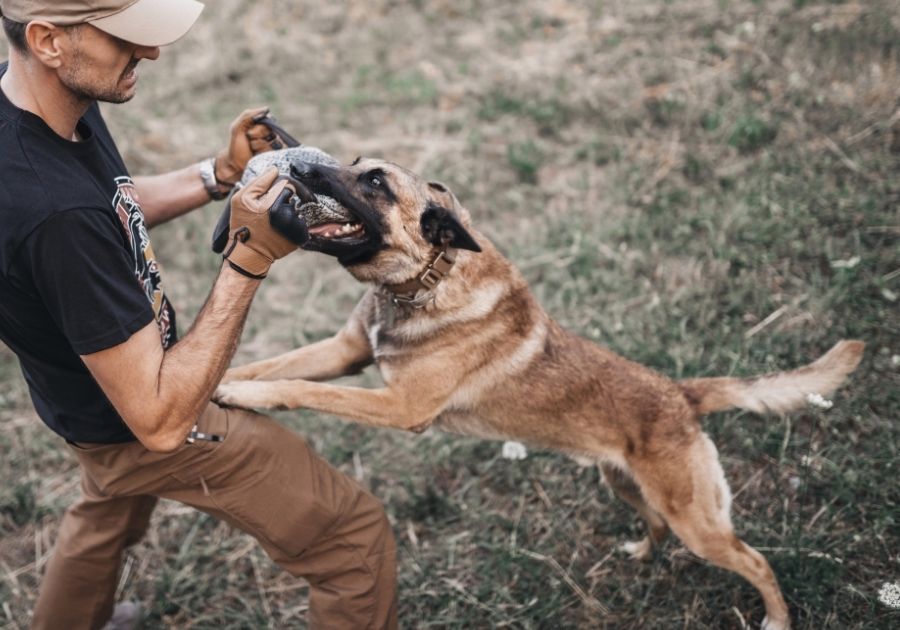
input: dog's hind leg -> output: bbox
[632,434,790,630]
[599,462,669,561]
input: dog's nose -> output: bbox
[290,162,317,177]
[290,162,338,182]
[290,162,323,179]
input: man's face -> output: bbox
[58,24,159,104]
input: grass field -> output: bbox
[1,0,899,628]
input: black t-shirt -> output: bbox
[0,61,177,444]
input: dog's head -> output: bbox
[290,157,481,284]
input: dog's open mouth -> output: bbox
[300,195,367,243]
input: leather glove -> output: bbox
[212,173,313,255]
[214,107,293,186]
[221,167,308,279]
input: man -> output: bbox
[0,2,397,629]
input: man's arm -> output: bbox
[81,168,304,452]
[82,265,258,452]
[134,164,210,228]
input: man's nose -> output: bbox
[134,45,160,61]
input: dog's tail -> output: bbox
[678,340,864,416]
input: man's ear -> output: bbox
[25,21,65,68]
[420,203,481,252]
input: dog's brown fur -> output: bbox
[215,159,865,629]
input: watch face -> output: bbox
[201,159,228,199]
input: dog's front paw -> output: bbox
[214,381,269,410]
[219,368,241,384]
[221,365,260,384]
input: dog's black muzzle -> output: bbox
[287,163,385,267]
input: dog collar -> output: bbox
[383,246,456,306]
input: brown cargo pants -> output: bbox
[30,403,398,630]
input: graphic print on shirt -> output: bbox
[112,176,176,348]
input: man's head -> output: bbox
[1,0,203,103]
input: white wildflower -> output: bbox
[807,551,842,564]
[830,256,860,270]
[806,393,834,410]
[878,582,900,609]
[892,354,900,367]
[501,441,528,460]
[800,455,823,471]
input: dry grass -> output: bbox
[2,0,899,628]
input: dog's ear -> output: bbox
[427,181,461,212]
[420,203,481,252]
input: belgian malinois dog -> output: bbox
[214,157,864,629]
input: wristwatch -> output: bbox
[199,157,232,200]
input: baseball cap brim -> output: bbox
[88,0,204,47]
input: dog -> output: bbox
[214,157,864,629]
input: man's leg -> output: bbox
[159,405,398,630]
[68,404,397,630]
[236,451,398,629]
[231,432,398,629]
[31,473,156,630]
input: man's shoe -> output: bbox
[102,601,142,630]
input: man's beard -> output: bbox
[60,53,138,105]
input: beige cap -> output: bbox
[0,0,204,47]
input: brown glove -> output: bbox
[222,167,299,279]
[214,107,292,186]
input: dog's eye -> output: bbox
[361,169,389,195]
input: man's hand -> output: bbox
[215,107,290,185]
[222,167,305,279]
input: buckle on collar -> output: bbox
[383,247,455,305]
[420,250,450,288]
[420,267,443,289]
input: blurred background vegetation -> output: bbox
[1,0,898,628]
